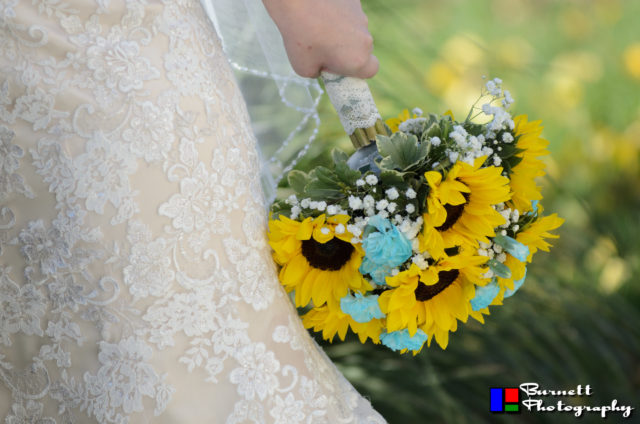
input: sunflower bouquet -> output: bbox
[268,78,563,354]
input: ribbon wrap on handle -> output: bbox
[320,71,387,148]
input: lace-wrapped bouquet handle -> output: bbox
[268,76,564,354]
[320,71,387,147]
[320,71,389,174]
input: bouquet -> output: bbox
[268,77,563,354]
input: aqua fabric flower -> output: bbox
[531,200,539,213]
[494,234,530,262]
[359,215,412,285]
[380,328,428,352]
[340,292,385,323]
[504,268,527,298]
[470,279,500,311]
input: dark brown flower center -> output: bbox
[414,269,460,301]
[301,238,354,271]
[436,192,471,232]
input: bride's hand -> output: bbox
[263,0,378,79]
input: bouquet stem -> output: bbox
[349,119,389,148]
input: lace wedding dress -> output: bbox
[0,1,386,422]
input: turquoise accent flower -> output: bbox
[531,200,539,213]
[494,234,530,262]
[380,328,428,352]
[359,215,412,285]
[340,292,385,323]
[504,268,527,298]
[470,279,500,311]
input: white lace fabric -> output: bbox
[0,1,386,423]
[320,72,381,136]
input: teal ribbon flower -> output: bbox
[470,279,501,311]
[504,268,527,298]
[493,234,530,262]
[380,328,428,352]
[340,292,385,323]
[359,215,413,285]
[531,200,539,213]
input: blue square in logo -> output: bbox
[490,388,503,412]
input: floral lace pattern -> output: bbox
[0,1,386,423]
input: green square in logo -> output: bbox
[505,404,519,412]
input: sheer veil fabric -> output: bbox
[0,0,386,423]
[201,0,324,205]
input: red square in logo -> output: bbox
[505,388,519,403]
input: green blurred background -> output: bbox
[293,0,640,422]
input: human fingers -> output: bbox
[352,54,379,79]
[321,29,378,79]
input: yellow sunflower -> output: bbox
[509,115,550,212]
[302,303,384,344]
[420,156,511,258]
[385,109,417,133]
[516,213,564,259]
[379,248,488,349]
[268,214,371,308]
[493,213,564,303]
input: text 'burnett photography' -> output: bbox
[519,382,634,419]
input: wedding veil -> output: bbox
[200,0,324,205]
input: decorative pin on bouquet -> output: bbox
[268,75,563,354]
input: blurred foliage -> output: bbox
[287,0,640,422]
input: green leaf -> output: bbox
[306,167,343,200]
[420,114,443,141]
[312,166,340,185]
[439,116,453,140]
[377,133,429,171]
[332,148,349,164]
[270,199,291,218]
[424,122,441,139]
[499,144,525,159]
[465,122,485,136]
[305,180,343,200]
[426,113,440,126]
[488,259,512,279]
[380,170,407,187]
[416,183,429,210]
[335,161,361,186]
[287,170,309,195]
[378,156,395,170]
[504,155,524,174]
